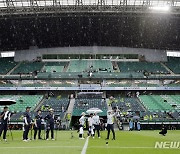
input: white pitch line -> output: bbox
[89,146,154,149]
[88,146,180,149]
[0,146,81,149]
[81,136,90,154]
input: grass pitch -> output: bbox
[0,130,179,154]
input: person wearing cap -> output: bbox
[88,113,94,138]
[0,106,11,142]
[79,112,86,139]
[93,112,101,138]
[23,107,32,141]
[106,110,115,140]
[45,108,55,140]
[34,110,43,140]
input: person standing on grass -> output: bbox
[129,118,133,131]
[93,112,101,138]
[45,108,55,140]
[88,113,94,138]
[23,106,31,142]
[159,125,167,136]
[34,110,43,140]
[0,106,11,142]
[79,112,86,139]
[137,121,141,131]
[106,110,115,140]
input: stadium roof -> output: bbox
[0,0,180,7]
[0,0,180,15]
[0,0,180,51]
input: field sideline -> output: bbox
[0,130,179,154]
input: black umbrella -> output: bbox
[0,99,16,106]
[45,105,50,108]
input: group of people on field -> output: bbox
[78,110,116,140]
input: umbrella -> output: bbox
[86,108,103,114]
[0,99,16,106]
[133,115,140,121]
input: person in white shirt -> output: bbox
[93,112,100,138]
[79,112,86,139]
[88,113,94,137]
[106,110,115,140]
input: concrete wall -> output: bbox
[14,46,167,62]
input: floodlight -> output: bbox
[149,6,170,12]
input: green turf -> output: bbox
[0,130,84,154]
[0,130,179,154]
[87,130,180,154]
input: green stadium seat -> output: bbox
[118,62,169,74]
[12,61,44,74]
[0,57,18,74]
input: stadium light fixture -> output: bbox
[167,51,180,57]
[1,51,15,57]
[149,6,170,12]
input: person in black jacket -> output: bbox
[45,108,55,140]
[159,125,167,136]
[23,107,31,141]
[34,110,43,140]
[0,106,11,142]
